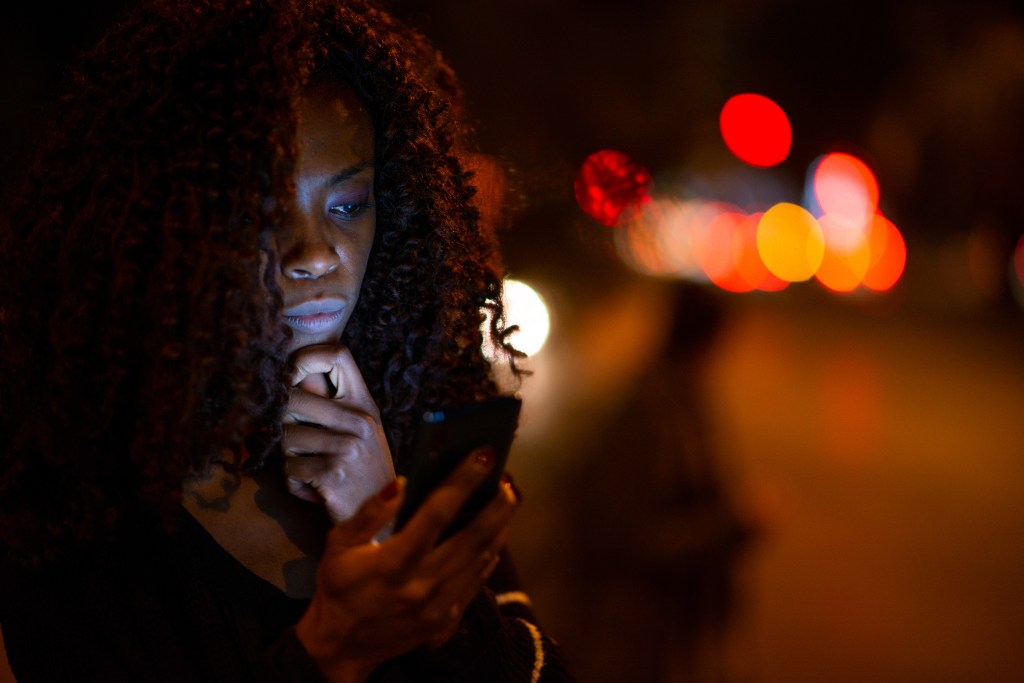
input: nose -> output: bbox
[278,213,342,280]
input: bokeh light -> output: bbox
[614,198,687,277]
[861,214,907,291]
[733,212,778,292]
[719,93,792,167]
[501,278,551,356]
[756,203,825,282]
[693,210,781,292]
[758,272,790,292]
[596,104,906,298]
[814,214,872,292]
[574,149,653,226]
[696,209,753,292]
[615,197,717,280]
[812,153,879,243]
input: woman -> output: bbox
[0,0,571,680]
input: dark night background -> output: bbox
[4,2,1024,682]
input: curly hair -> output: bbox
[0,0,518,568]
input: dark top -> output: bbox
[0,510,572,682]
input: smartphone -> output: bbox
[393,394,522,537]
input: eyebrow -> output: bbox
[326,162,373,187]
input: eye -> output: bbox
[328,198,372,221]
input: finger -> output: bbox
[436,480,515,551]
[422,487,515,590]
[282,447,349,482]
[389,447,497,567]
[290,346,334,398]
[327,477,406,549]
[284,388,382,435]
[290,344,348,387]
[281,422,359,456]
[413,478,516,617]
[290,345,377,414]
[279,421,353,505]
[425,619,462,651]
[421,552,503,651]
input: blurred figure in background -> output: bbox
[562,282,754,683]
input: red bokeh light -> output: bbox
[719,93,792,168]
[574,150,653,226]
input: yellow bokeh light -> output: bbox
[815,214,872,292]
[756,202,825,282]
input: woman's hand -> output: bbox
[281,344,396,524]
[295,449,518,683]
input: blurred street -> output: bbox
[711,298,1024,682]
[508,291,1024,682]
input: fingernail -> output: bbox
[501,473,521,501]
[379,477,401,501]
[474,446,495,470]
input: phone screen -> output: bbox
[393,394,522,537]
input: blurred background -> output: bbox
[5,1,1024,681]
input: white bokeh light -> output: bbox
[502,278,550,356]
[481,278,551,359]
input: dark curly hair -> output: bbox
[0,0,519,568]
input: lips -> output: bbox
[283,298,347,335]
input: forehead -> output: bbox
[295,80,374,164]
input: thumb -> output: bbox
[329,476,406,548]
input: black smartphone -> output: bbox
[393,394,522,537]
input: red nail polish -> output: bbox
[501,473,520,501]
[379,478,400,501]
[474,446,495,469]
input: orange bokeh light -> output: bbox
[815,214,872,292]
[862,214,906,291]
[734,212,777,291]
[719,93,792,168]
[697,210,754,292]
[816,241,872,293]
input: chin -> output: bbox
[287,332,338,354]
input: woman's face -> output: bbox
[276,80,376,354]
